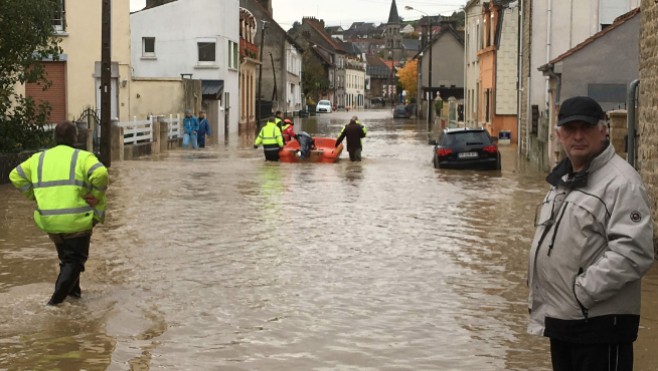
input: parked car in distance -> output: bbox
[393,104,411,119]
[370,97,385,107]
[431,127,501,170]
[316,100,332,113]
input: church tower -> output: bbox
[385,0,403,61]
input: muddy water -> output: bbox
[1,109,657,370]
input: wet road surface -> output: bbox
[1,109,658,370]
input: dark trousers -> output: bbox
[348,148,362,161]
[550,338,633,371]
[48,235,90,305]
[263,145,281,162]
[198,134,206,148]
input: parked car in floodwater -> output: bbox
[316,100,332,113]
[431,127,501,170]
[393,104,411,119]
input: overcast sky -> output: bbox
[130,0,466,30]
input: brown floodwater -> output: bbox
[1,109,657,370]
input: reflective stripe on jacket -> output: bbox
[336,121,367,152]
[254,122,284,148]
[9,145,109,233]
[527,144,654,343]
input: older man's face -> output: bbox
[556,120,607,169]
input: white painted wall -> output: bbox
[530,0,638,112]
[285,42,302,113]
[345,63,366,109]
[464,1,482,126]
[530,0,638,168]
[130,0,240,134]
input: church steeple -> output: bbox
[385,0,403,61]
[387,0,401,24]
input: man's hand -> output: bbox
[84,194,99,207]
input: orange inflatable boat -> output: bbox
[279,137,343,163]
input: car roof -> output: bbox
[443,127,488,134]
[318,100,330,104]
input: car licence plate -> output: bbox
[458,152,478,159]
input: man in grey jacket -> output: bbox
[527,96,654,371]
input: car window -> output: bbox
[442,131,491,146]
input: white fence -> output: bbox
[43,114,182,145]
[120,114,181,144]
[119,118,153,145]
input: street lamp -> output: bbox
[405,6,433,131]
[312,44,337,109]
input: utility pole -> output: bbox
[427,15,433,132]
[100,0,112,166]
[255,20,268,135]
[405,6,434,131]
[333,57,337,110]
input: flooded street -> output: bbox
[2,109,658,370]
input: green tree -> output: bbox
[302,50,329,103]
[0,0,62,153]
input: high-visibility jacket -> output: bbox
[274,117,283,130]
[336,121,367,152]
[254,121,284,148]
[9,145,109,234]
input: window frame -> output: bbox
[227,40,238,69]
[142,37,156,59]
[52,0,66,32]
[197,40,217,64]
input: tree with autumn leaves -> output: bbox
[396,59,418,103]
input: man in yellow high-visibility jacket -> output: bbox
[254,119,284,161]
[9,121,109,306]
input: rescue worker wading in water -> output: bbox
[254,118,284,161]
[9,121,109,306]
[281,118,296,143]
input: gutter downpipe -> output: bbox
[627,79,640,168]
[545,0,553,166]
[517,0,523,153]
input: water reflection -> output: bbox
[2,111,658,370]
[339,162,363,184]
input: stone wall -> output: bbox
[639,0,658,250]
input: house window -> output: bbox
[142,37,156,58]
[198,42,216,62]
[531,105,539,135]
[484,88,491,122]
[228,41,238,69]
[52,0,66,31]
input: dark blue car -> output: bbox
[393,104,411,119]
[432,127,501,170]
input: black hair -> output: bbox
[55,121,77,146]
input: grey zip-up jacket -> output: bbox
[528,143,654,343]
